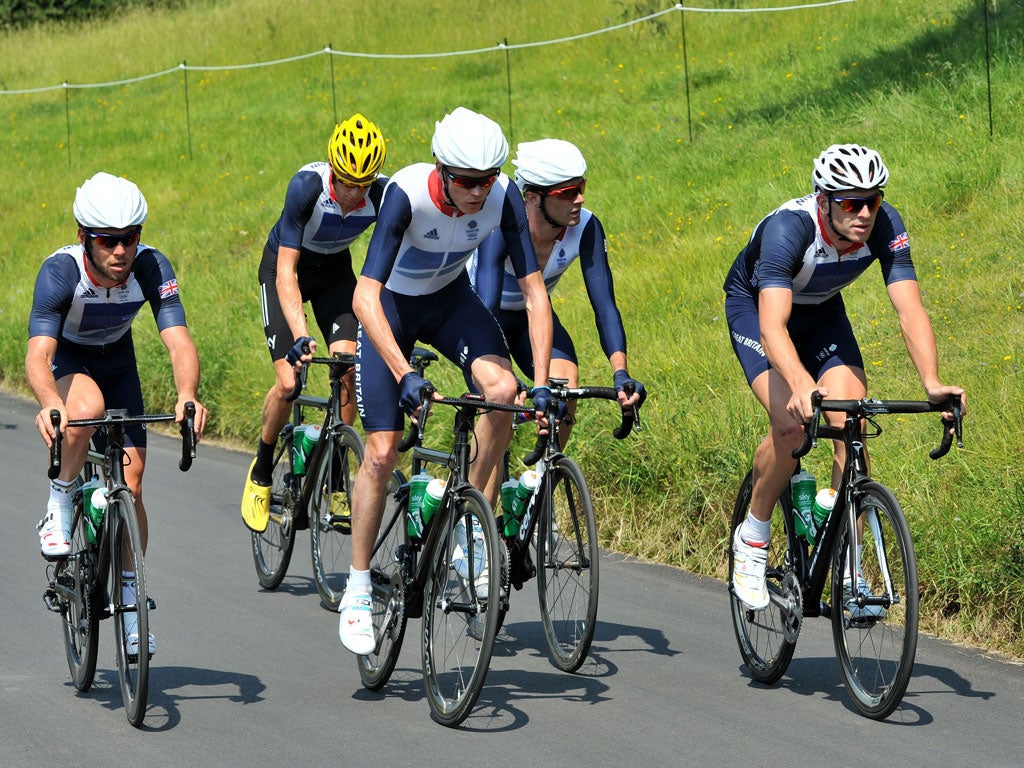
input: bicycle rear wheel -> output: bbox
[251,438,297,589]
[59,494,99,691]
[831,481,918,719]
[311,425,364,610]
[535,457,599,672]
[728,471,798,684]
[109,488,149,727]
[358,470,409,690]
[421,488,500,727]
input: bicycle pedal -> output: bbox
[42,589,62,613]
[147,597,156,610]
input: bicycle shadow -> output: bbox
[69,666,265,730]
[256,575,320,599]
[739,656,996,725]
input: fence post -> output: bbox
[63,83,72,169]
[181,62,193,160]
[501,38,514,148]
[678,4,692,143]
[326,44,338,126]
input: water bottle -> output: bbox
[419,478,446,532]
[291,424,308,475]
[454,515,487,587]
[811,487,837,541]
[789,470,816,541]
[406,471,434,539]
[81,478,106,545]
[505,469,539,538]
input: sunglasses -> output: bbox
[830,191,884,214]
[543,178,587,201]
[333,172,376,189]
[85,230,142,249]
[442,166,499,190]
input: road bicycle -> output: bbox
[496,378,640,672]
[42,404,197,727]
[356,378,523,726]
[728,392,963,719]
[250,352,363,611]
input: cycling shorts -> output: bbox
[51,337,147,449]
[355,273,510,432]
[259,242,358,361]
[725,292,864,386]
[497,307,576,381]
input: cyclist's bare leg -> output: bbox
[259,358,298,445]
[349,429,402,572]
[748,369,803,523]
[124,446,148,553]
[468,355,518,503]
[327,339,358,426]
[816,364,868,488]
[54,373,103,484]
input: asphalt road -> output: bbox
[1,390,1021,767]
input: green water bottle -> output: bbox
[81,478,106,545]
[789,470,816,542]
[811,487,837,541]
[406,471,434,539]
[506,469,540,538]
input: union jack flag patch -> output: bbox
[158,278,179,299]
[889,232,910,252]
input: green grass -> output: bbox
[2,0,1023,657]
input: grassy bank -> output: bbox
[2,0,1022,657]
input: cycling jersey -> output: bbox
[722,194,916,303]
[469,207,626,361]
[29,244,186,347]
[265,162,387,262]
[360,163,537,295]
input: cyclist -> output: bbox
[241,114,387,534]
[338,106,554,654]
[470,137,646,449]
[723,144,965,612]
[27,171,209,655]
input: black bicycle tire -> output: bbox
[831,481,919,719]
[535,457,600,673]
[109,488,150,727]
[61,493,100,691]
[310,425,364,611]
[421,487,500,727]
[358,470,410,690]
[728,470,798,684]
[251,438,297,589]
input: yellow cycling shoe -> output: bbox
[328,492,352,534]
[241,459,271,533]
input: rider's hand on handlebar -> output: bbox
[399,371,435,418]
[925,384,966,421]
[788,384,827,425]
[613,369,647,408]
[35,405,67,449]
[285,335,315,367]
[175,396,208,441]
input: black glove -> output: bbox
[285,336,314,366]
[399,371,433,416]
[531,385,567,421]
[614,369,647,407]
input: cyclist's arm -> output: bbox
[519,271,552,388]
[276,245,314,353]
[353,276,416,384]
[759,286,819,422]
[25,334,65,446]
[159,325,208,438]
[886,278,965,412]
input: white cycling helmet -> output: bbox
[812,144,889,193]
[431,107,509,171]
[73,172,148,229]
[512,139,587,191]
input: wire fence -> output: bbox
[1,0,1000,167]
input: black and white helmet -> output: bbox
[812,144,889,193]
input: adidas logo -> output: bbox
[80,288,98,299]
[424,228,440,240]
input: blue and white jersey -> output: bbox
[722,194,917,305]
[469,208,627,358]
[266,162,387,260]
[28,244,187,347]
[360,163,537,297]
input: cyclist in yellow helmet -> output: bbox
[241,114,387,533]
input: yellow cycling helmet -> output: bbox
[327,114,386,186]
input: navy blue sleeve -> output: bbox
[578,215,627,357]
[498,186,539,279]
[868,203,917,285]
[360,183,412,283]
[751,210,816,292]
[28,252,77,339]
[276,170,322,250]
[134,248,188,330]
[472,231,509,313]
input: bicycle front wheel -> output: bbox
[421,487,500,727]
[831,481,919,719]
[109,488,149,727]
[60,497,99,691]
[251,439,297,589]
[358,470,409,690]
[535,457,599,673]
[310,425,364,610]
[728,471,798,684]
